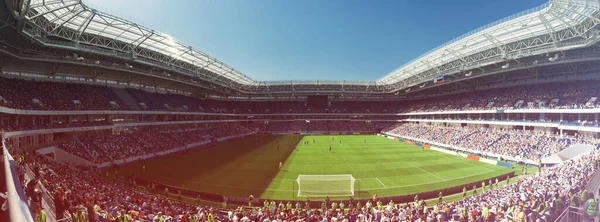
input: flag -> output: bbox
[434,75,448,84]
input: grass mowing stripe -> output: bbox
[116,134,515,200]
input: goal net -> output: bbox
[296,174,356,197]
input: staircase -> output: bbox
[459,129,478,141]
[75,137,96,162]
[587,97,598,107]
[489,133,509,147]
[111,88,141,110]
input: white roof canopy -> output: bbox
[378,0,600,86]
[26,0,257,85]
[21,0,600,92]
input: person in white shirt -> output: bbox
[357,213,365,222]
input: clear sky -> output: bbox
[84,0,547,81]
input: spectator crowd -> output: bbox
[57,123,254,164]
[13,141,600,222]
[4,76,600,221]
[3,76,600,114]
[254,121,383,134]
[383,123,600,161]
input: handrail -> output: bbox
[554,206,585,222]
[24,165,56,222]
[2,137,34,222]
[555,206,570,221]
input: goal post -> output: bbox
[296,174,356,197]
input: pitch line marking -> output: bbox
[143,170,496,192]
[405,161,446,181]
[375,178,387,188]
[201,161,240,182]
[363,170,500,191]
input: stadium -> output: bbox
[1,0,600,221]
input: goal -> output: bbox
[296,174,356,197]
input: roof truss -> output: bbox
[14,0,600,94]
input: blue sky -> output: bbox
[85,0,547,81]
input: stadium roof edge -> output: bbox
[377,2,550,82]
[15,0,600,93]
[377,0,600,85]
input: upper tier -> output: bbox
[0,76,598,114]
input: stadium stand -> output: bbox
[1,120,112,132]
[2,118,597,222]
[0,77,126,111]
[3,74,600,222]
[253,121,382,134]
[56,123,253,164]
[4,77,600,114]
[12,143,600,221]
[383,123,600,160]
[5,0,600,221]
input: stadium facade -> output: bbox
[2,0,600,221]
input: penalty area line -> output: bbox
[406,162,446,181]
[375,178,387,188]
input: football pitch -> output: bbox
[118,134,514,200]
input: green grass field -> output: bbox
[118,134,515,200]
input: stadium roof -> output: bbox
[378,0,600,86]
[14,0,600,93]
[23,0,258,86]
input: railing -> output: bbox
[55,212,71,222]
[586,169,600,193]
[555,170,600,221]
[24,165,56,222]
[555,206,585,222]
[2,137,34,221]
